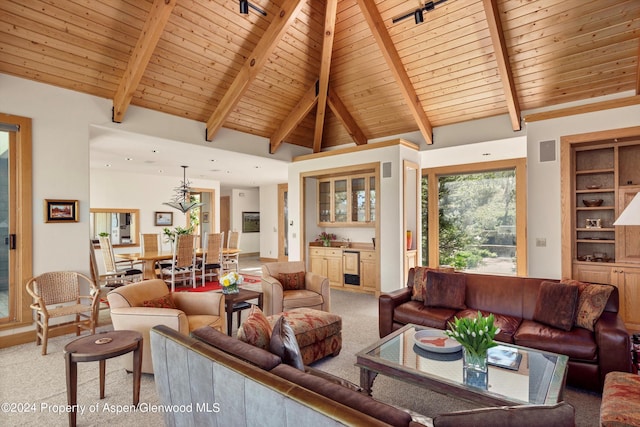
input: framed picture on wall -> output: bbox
[44,199,78,223]
[155,211,173,226]
[242,211,260,233]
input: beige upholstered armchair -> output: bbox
[261,261,330,316]
[107,279,225,373]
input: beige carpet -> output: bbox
[1,288,602,426]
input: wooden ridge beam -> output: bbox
[327,87,367,146]
[313,0,338,153]
[270,82,319,154]
[523,95,640,123]
[206,0,305,141]
[482,0,521,131]
[356,0,433,144]
[112,0,176,123]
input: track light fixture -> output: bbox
[392,0,447,25]
[239,0,267,16]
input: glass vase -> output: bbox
[462,347,488,389]
[222,283,239,294]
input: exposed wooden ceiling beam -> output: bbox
[313,0,338,153]
[524,95,640,123]
[356,0,433,145]
[270,82,319,154]
[112,0,176,123]
[206,0,305,141]
[328,87,367,146]
[482,0,521,131]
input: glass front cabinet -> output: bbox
[317,173,376,226]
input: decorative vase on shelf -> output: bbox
[406,230,412,250]
[462,348,488,389]
[322,240,330,247]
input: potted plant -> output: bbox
[316,232,337,247]
[445,311,500,386]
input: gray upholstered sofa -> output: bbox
[150,325,576,427]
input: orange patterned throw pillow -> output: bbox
[142,293,177,309]
[237,305,272,350]
[278,271,305,291]
[561,279,613,331]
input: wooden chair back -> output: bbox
[98,235,118,272]
[228,230,240,250]
[174,234,196,269]
[205,232,224,265]
[140,233,160,253]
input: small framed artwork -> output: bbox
[44,199,79,223]
[585,218,602,229]
[155,211,173,226]
[242,211,260,233]
[202,212,209,223]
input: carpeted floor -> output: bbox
[0,288,602,426]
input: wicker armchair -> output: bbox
[26,271,99,355]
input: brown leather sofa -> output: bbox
[379,268,632,391]
[150,324,576,427]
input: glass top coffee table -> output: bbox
[355,324,568,407]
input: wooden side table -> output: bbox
[223,288,263,335]
[64,330,143,427]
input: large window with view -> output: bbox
[422,159,527,276]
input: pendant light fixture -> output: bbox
[239,0,267,16]
[163,166,204,214]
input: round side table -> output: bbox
[64,330,143,427]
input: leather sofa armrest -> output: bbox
[595,311,633,387]
[261,275,284,316]
[304,366,363,393]
[173,291,224,316]
[306,272,331,312]
[379,287,412,338]
[110,307,189,334]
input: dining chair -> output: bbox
[98,235,144,280]
[223,230,241,272]
[199,232,224,285]
[26,271,99,355]
[140,232,171,275]
[161,233,197,292]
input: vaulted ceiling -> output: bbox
[1,0,639,153]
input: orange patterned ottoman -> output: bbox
[601,371,640,426]
[268,308,342,365]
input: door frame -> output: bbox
[278,183,288,261]
[0,113,33,330]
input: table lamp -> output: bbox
[613,193,640,226]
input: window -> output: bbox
[422,159,527,276]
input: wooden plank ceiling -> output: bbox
[1,0,639,152]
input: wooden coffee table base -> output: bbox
[223,288,263,336]
[64,330,143,427]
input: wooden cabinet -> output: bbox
[565,137,640,331]
[573,263,640,331]
[317,173,376,226]
[309,247,343,287]
[360,250,377,291]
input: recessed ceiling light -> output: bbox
[125,157,133,161]
[152,150,158,153]
[482,153,491,156]
[105,164,111,167]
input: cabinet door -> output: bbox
[334,179,348,223]
[318,180,332,224]
[616,187,640,263]
[618,268,640,331]
[309,251,327,277]
[360,251,377,290]
[326,256,343,287]
[350,177,366,222]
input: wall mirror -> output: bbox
[90,208,139,247]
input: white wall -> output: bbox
[259,184,279,258]
[230,188,260,254]
[525,103,640,278]
[90,169,220,252]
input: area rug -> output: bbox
[173,274,261,293]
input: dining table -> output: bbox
[116,248,242,280]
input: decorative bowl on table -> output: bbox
[586,184,602,190]
[583,199,603,207]
[414,329,462,353]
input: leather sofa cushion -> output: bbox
[454,309,522,344]
[514,320,597,360]
[425,271,466,310]
[271,364,413,427]
[533,281,579,332]
[394,301,456,330]
[191,326,282,370]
